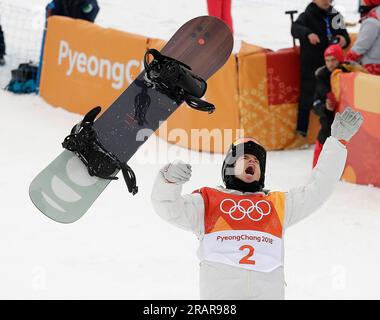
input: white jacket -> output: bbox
[352,6,380,66]
[151,137,347,300]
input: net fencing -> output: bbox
[0,1,45,88]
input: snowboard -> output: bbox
[29,16,233,223]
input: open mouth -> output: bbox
[245,165,255,176]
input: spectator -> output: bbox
[312,45,349,167]
[288,0,350,149]
[46,0,99,22]
[346,2,380,75]
[0,22,5,66]
[207,0,233,32]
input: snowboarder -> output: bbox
[0,22,5,66]
[346,1,380,75]
[312,44,349,168]
[151,107,363,300]
[288,0,351,149]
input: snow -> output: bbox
[0,0,379,299]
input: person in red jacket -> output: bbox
[207,0,233,32]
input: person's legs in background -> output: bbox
[286,77,316,149]
[221,0,233,32]
[207,0,233,32]
[312,140,323,168]
[0,24,5,66]
[297,77,316,135]
[207,0,223,20]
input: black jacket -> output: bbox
[313,66,335,144]
[47,0,99,22]
[0,24,5,57]
[291,3,350,80]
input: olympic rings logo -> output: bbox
[220,198,271,222]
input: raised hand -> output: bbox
[331,107,364,142]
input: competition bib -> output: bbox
[193,187,285,272]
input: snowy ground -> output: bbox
[1,0,380,300]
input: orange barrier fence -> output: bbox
[40,16,147,114]
[237,43,300,149]
[332,71,380,188]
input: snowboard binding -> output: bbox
[62,107,138,195]
[143,49,215,114]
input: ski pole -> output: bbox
[285,10,298,47]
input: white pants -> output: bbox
[199,260,285,300]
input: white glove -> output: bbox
[331,107,364,142]
[160,160,192,184]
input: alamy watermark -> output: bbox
[134,121,246,166]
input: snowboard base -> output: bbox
[29,150,112,223]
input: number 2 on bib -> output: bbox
[239,245,256,265]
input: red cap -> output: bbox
[324,44,344,63]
